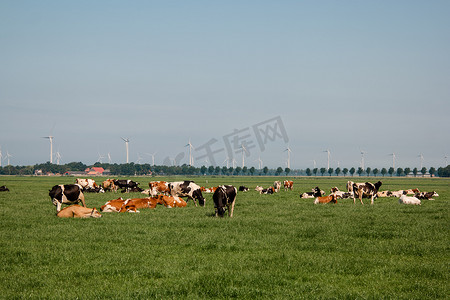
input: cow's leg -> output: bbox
[79,193,86,207]
[56,201,62,213]
[359,194,364,205]
[371,195,375,205]
[229,201,235,218]
[215,207,218,217]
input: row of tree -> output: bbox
[0,162,449,177]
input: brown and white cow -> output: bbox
[57,205,102,218]
[156,194,187,208]
[273,181,281,192]
[76,178,103,192]
[148,181,170,196]
[102,179,117,192]
[101,197,126,212]
[49,184,86,212]
[121,197,161,212]
[352,181,382,205]
[314,194,337,204]
[169,181,205,206]
[283,180,294,191]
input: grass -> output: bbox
[0,175,448,299]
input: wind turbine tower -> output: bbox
[240,144,248,168]
[0,146,2,167]
[419,154,424,169]
[185,139,194,166]
[285,146,292,169]
[360,150,365,170]
[390,153,396,169]
[324,149,330,169]
[42,136,54,163]
[121,137,130,163]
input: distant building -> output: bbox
[85,167,105,176]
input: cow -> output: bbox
[113,179,140,193]
[390,190,407,198]
[314,194,337,205]
[273,181,281,192]
[352,181,382,205]
[415,191,439,201]
[76,178,103,192]
[376,190,392,198]
[203,187,218,193]
[261,187,274,194]
[101,198,127,212]
[300,187,322,199]
[213,185,237,217]
[283,180,294,191]
[169,181,205,206]
[148,181,170,196]
[255,186,263,193]
[156,194,187,208]
[0,185,9,192]
[399,195,421,205]
[330,187,351,199]
[405,188,420,195]
[57,205,102,218]
[238,186,249,192]
[102,179,117,192]
[121,197,161,212]
[49,184,86,212]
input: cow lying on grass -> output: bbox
[57,205,102,218]
[399,195,421,205]
[314,194,337,205]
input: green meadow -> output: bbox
[0,176,448,299]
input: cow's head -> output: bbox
[90,208,102,218]
[193,189,205,206]
[374,181,382,191]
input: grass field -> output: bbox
[0,175,448,299]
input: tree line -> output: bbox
[0,162,449,177]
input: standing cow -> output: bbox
[213,185,237,217]
[169,181,205,206]
[49,184,86,212]
[352,181,382,205]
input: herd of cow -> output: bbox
[42,178,438,218]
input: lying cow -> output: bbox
[352,181,382,205]
[300,187,323,199]
[49,184,86,212]
[0,185,9,192]
[75,178,104,192]
[255,186,274,194]
[101,198,127,212]
[156,194,187,208]
[415,191,439,200]
[376,191,392,198]
[399,195,421,205]
[102,179,117,192]
[390,190,407,198]
[238,186,249,192]
[169,181,205,206]
[122,197,160,212]
[330,187,351,199]
[57,205,102,218]
[203,186,218,193]
[314,194,337,205]
[213,185,237,217]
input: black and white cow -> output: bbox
[352,181,382,205]
[113,179,141,193]
[49,184,86,212]
[0,185,9,192]
[415,191,439,200]
[299,186,323,199]
[213,185,237,217]
[238,186,249,192]
[169,181,205,206]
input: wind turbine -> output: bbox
[284,146,292,169]
[418,154,424,169]
[360,150,366,170]
[5,151,12,166]
[240,144,248,168]
[389,153,396,169]
[185,139,194,166]
[255,156,263,169]
[312,160,316,169]
[223,157,230,168]
[324,149,330,169]
[96,153,105,163]
[145,152,157,166]
[55,151,62,165]
[121,137,130,163]
[42,136,54,163]
[136,153,143,164]
[0,146,3,167]
[445,155,448,166]
[107,153,112,164]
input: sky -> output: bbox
[1,0,449,170]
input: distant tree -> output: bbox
[320,168,326,176]
[372,168,379,177]
[200,166,207,175]
[380,168,387,177]
[306,168,312,176]
[215,166,221,175]
[349,167,356,177]
[413,167,418,177]
[396,168,404,177]
[313,168,318,176]
[208,166,214,175]
[234,167,242,175]
[404,167,411,177]
[366,167,371,177]
[335,167,341,177]
[222,166,228,175]
[263,166,269,175]
[388,167,395,177]
[421,167,427,177]
[228,167,234,175]
[343,168,349,176]
[328,168,334,176]
[357,167,364,177]
[249,167,255,176]
[429,167,436,177]
[285,168,291,176]
[438,166,450,177]
[242,166,248,175]
[275,167,283,176]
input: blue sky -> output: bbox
[1,1,449,169]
